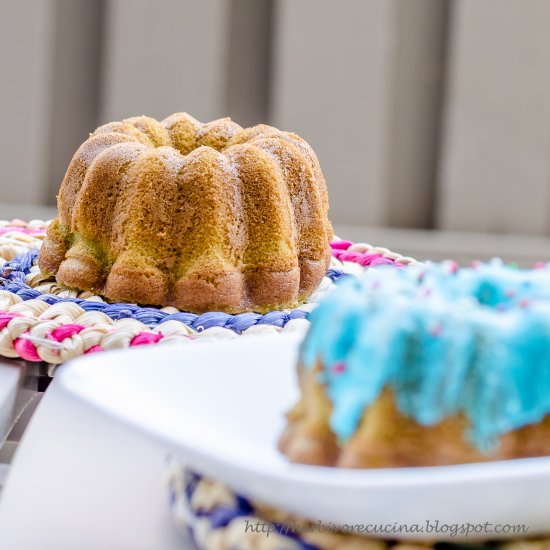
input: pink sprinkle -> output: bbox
[534,261,546,269]
[130,332,163,346]
[447,260,459,273]
[50,324,85,342]
[85,345,104,354]
[0,312,21,330]
[421,288,432,297]
[331,362,346,374]
[470,261,481,269]
[14,336,42,362]
[330,241,352,250]
[430,323,443,337]
[519,299,530,308]
[505,289,515,298]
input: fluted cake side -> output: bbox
[39,113,333,313]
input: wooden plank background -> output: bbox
[437,0,550,236]
[1,0,549,263]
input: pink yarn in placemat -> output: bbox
[0,312,21,330]
[130,332,164,346]
[330,241,404,267]
[85,345,104,354]
[0,220,47,236]
[50,324,85,341]
[14,337,42,362]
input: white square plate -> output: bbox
[57,335,550,540]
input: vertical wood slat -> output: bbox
[101,0,274,129]
[386,0,449,229]
[100,0,231,124]
[47,0,104,202]
[226,0,274,127]
[271,0,447,229]
[0,0,103,207]
[437,0,550,235]
[0,1,55,205]
[271,0,394,228]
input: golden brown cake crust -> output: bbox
[279,362,550,468]
[39,113,333,313]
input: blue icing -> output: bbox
[301,260,550,451]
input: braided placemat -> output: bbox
[168,466,544,550]
[0,221,416,370]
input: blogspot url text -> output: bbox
[244,519,530,538]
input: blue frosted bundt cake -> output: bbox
[39,113,333,313]
[279,260,550,467]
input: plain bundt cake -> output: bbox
[39,113,333,313]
